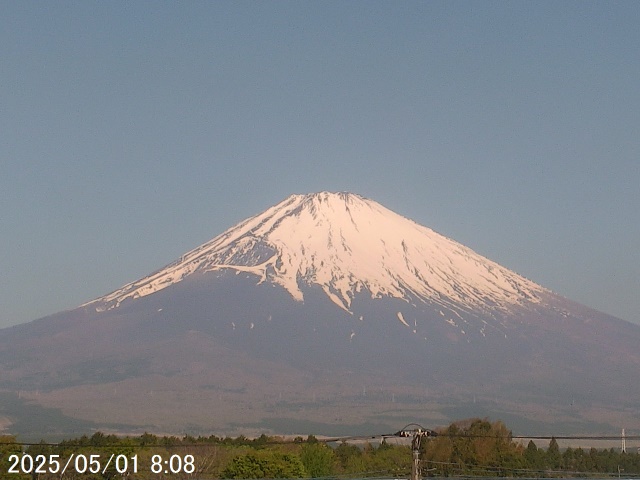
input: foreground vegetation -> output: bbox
[2,419,640,479]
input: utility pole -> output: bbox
[393,424,437,480]
[411,433,421,480]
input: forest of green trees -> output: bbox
[2,418,640,479]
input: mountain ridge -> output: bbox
[2,191,640,438]
[86,192,548,321]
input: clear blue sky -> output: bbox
[1,1,638,328]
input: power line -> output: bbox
[2,427,639,448]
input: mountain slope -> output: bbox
[1,192,640,438]
[88,192,546,323]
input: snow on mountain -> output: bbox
[8,192,640,437]
[86,192,548,315]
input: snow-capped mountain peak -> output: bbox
[87,192,547,314]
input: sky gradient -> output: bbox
[1,1,638,328]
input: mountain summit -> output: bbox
[2,192,640,438]
[90,192,545,327]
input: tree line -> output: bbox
[421,418,640,477]
[2,419,640,479]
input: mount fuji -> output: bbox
[1,192,639,438]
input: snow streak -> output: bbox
[86,192,547,314]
